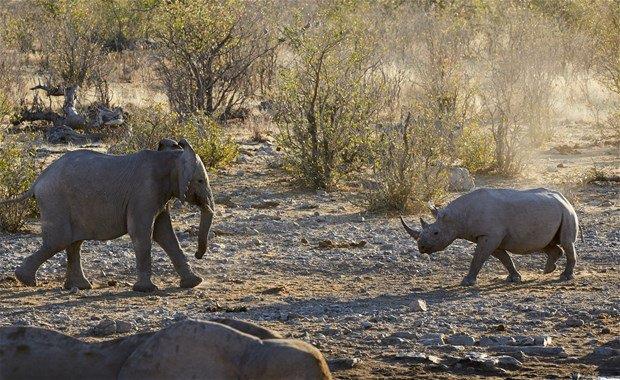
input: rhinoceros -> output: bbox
[400,188,580,286]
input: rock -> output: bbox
[46,125,88,144]
[565,317,585,327]
[92,318,117,336]
[489,345,567,357]
[495,355,523,370]
[390,331,417,340]
[419,333,445,346]
[446,333,475,346]
[479,336,516,347]
[394,352,442,364]
[496,324,507,332]
[251,200,280,209]
[448,167,475,192]
[409,299,428,312]
[533,336,553,347]
[115,320,133,334]
[382,336,408,346]
[328,357,361,371]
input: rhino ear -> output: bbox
[428,201,439,218]
[420,217,429,229]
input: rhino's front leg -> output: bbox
[461,236,501,286]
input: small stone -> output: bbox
[601,327,611,334]
[565,317,585,327]
[327,357,361,371]
[69,286,79,294]
[495,355,523,370]
[534,336,553,347]
[419,333,445,346]
[92,318,117,337]
[382,336,408,346]
[479,336,516,347]
[391,331,417,340]
[409,299,428,312]
[446,333,476,346]
[361,321,374,330]
[300,238,309,244]
[496,324,507,332]
[115,320,133,334]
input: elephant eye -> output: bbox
[433,231,438,235]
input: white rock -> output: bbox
[409,299,428,312]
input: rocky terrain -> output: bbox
[0,125,618,379]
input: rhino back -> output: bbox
[450,188,570,253]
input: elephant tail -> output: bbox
[0,188,34,205]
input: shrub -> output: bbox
[456,122,495,173]
[369,111,451,213]
[0,133,39,232]
[276,1,389,190]
[152,0,276,117]
[109,106,237,169]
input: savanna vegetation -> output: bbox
[0,0,618,227]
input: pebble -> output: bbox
[410,299,428,312]
[565,317,585,327]
[446,333,476,346]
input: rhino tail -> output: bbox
[0,187,34,205]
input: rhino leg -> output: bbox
[492,249,521,283]
[559,242,576,280]
[461,236,501,286]
[542,245,563,274]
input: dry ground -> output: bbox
[0,123,618,379]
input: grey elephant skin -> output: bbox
[0,138,213,292]
[401,188,580,286]
[0,319,332,380]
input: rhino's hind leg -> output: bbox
[542,245,563,274]
[559,242,576,281]
[492,249,522,283]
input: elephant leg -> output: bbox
[492,249,522,283]
[64,241,92,290]
[128,214,158,292]
[15,243,65,286]
[560,242,576,281]
[153,211,202,288]
[542,244,564,274]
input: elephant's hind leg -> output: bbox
[15,243,66,286]
[542,244,564,274]
[64,241,92,290]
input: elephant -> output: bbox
[0,138,214,292]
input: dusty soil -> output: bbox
[0,124,618,379]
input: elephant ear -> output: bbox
[176,139,197,202]
[158,138,182,151]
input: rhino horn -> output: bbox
[427,201,439,217]
[400,216,421,240]
[419,217,429,229]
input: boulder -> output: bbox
[448,167,475,192]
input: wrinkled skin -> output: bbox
[1,138,214,292]
[0,319,332,380]
[401,188,580,286]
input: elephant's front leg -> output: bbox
[153,211,203,288]
[461,235,501,286]
[64,240,92,290]
[128,214,158,292]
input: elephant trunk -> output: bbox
[195,199,214,259]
